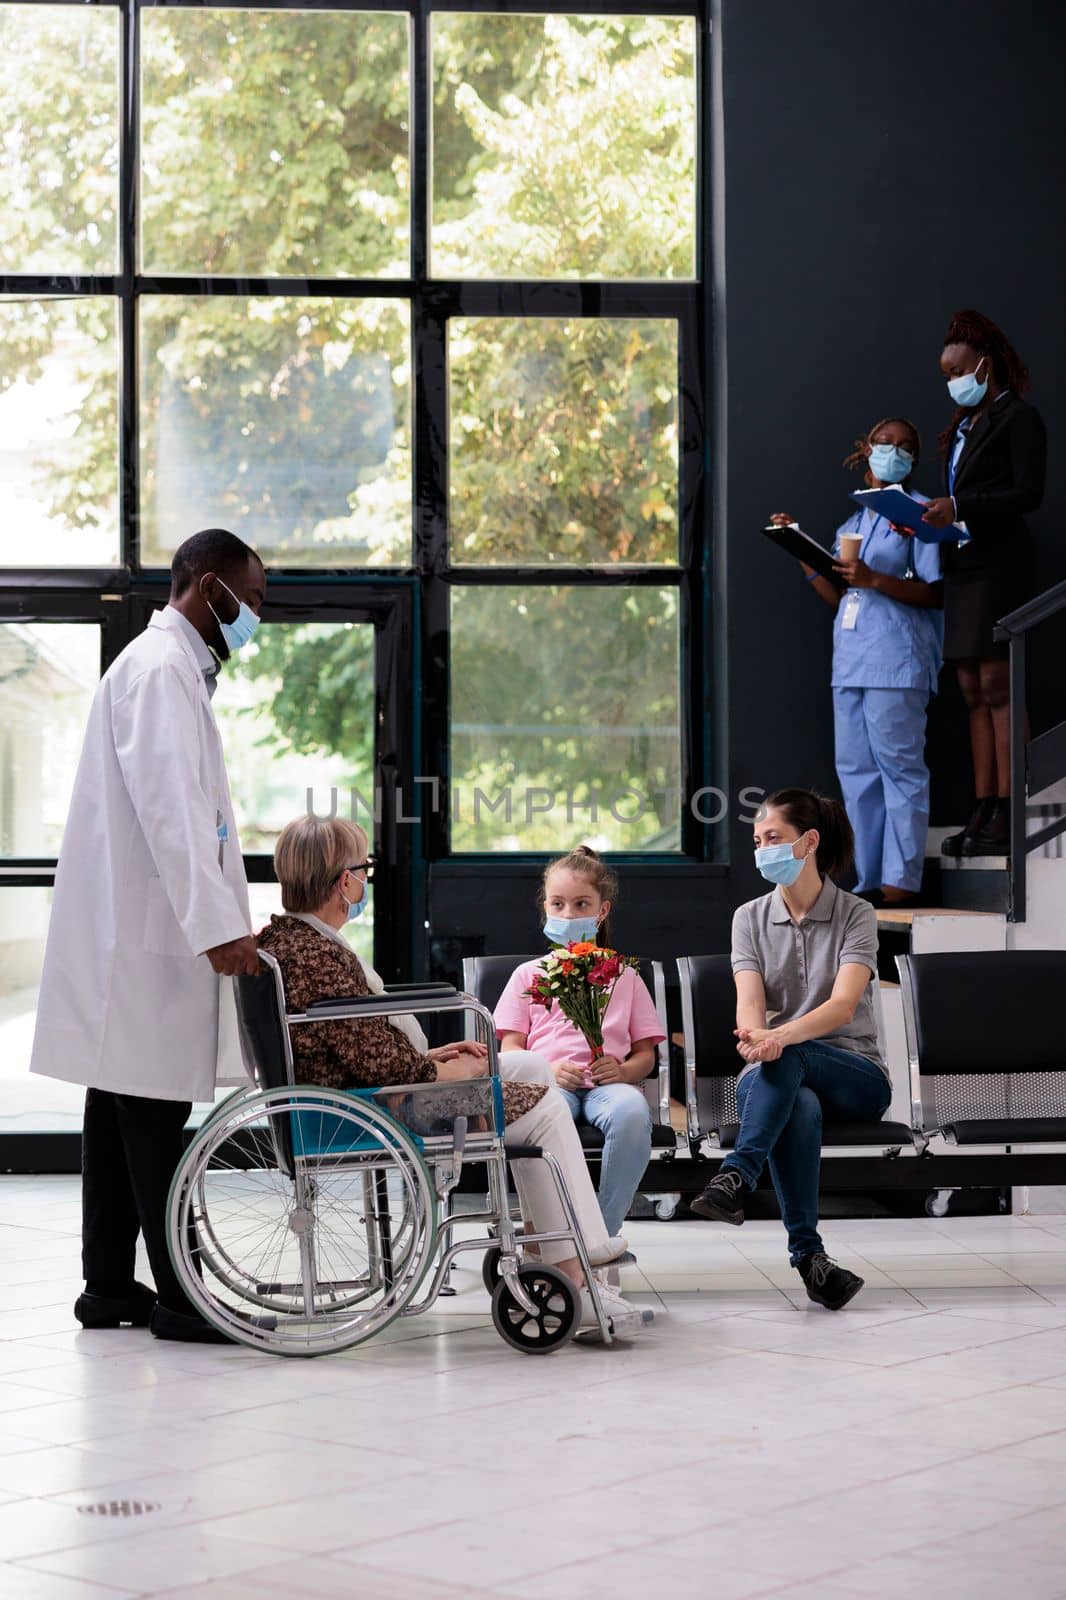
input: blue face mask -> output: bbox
[868,443,914,484]
[341,881,367,921]
[544,914,600,945]
[754,837,808,887]
[947,358,988,408]
[206,577,260,653]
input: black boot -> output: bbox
[690,1168,746,1225]
[961,796,1010,857]
[941,797,994,857]
[797,1252,864,1310]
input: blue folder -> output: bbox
[849,487,964,544]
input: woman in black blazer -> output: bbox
[920,310,1046,857]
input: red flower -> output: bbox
[588,956,621,987]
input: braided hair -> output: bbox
[939,309,1030,454]
[842,417,921,489]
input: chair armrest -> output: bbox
[676,957,702,1144]
[289,992,501,1064]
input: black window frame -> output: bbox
[0,0,715,1163]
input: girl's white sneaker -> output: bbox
[579,1279,653,1338]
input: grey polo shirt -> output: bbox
[731,877,886,1080]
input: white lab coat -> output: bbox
[30,607,252,1101]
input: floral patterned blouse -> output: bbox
[256,914,546,1124]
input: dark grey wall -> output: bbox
[427,0,1066,973]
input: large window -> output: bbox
[0,2,708,1148]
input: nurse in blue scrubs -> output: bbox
[772,418,944,907]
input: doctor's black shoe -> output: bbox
[690,1168,746,1225]
[149,1304,232,1344]
[74,1282,157,1329]
[797,1252,864,1310]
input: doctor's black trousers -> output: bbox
[81,1088,194,1312]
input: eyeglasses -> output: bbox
[344,858,375,882]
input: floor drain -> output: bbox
[77,1500,161,1519]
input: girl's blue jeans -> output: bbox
[726,1042,891,1265]
[558,1083,653,1237]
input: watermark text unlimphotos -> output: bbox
[305,782,767,827]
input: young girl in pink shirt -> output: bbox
[494,847,665,1237]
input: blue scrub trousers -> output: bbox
[833,686,930,893]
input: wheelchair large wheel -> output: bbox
[491,1263,580,1354]
[189,1151,423,1316]
[167,1087,437,1355]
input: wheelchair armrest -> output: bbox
[383,983,458,998]
[304,993,395,1015]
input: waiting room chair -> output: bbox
[677,954,915,1156]
[897,950,1066,1146]
[462,953,676,1153]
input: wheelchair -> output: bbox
[165,952,621,1356]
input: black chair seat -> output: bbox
[717,1119,914,1150]
[946,1117,1066,1145]
[576,1123,676,1152]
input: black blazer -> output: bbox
[941,391,1046,578]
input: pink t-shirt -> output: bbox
[494,960,665,1068]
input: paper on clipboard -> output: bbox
[761,522,845,588]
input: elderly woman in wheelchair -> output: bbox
[165,815,648,1355]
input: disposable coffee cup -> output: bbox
[839,534,862,561]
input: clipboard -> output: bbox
[849,486,963,544]
[762,523,845,590]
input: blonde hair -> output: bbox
[273,814,368,915]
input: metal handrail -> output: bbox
[992,579,1066,922]
[994,577,1066,640]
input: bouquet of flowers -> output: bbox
[525,942,639,1088]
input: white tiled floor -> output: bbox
[4,1180,1066,1598]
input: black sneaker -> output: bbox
[690,1168,745,1225]
[797,1251,864,1310]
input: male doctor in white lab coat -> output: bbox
[31,528,266,1342]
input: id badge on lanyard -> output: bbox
[840,512,869,630]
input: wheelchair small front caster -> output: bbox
[654,1194,680,1222]
[491,1263,580,1353]
[481,1245,503,1295]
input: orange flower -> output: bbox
[560,960,575,974]
[569,941,597,956]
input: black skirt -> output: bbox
[943,569,1033,661]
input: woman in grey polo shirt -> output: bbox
[690,787,890,1309]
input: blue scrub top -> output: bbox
[831,508,944,694]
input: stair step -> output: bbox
[874,906,1000,932]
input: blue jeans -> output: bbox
[726,1042,891,1266]
[559,1084,653,1237]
